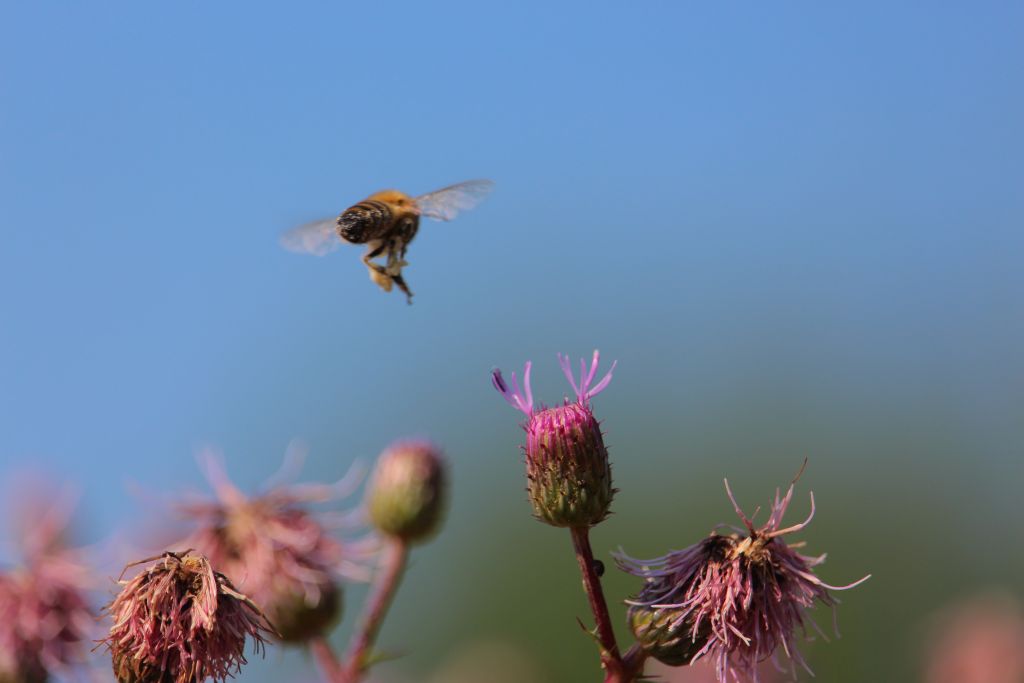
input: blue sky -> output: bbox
[1,3,1023,680]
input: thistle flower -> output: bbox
[367,440,447,544]
[0,484,95,683]
[178,450,375,644]
[102,551,273,683]
[491,350,616,528]
[615,471,870,682]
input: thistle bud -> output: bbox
[102,551,273,683]
[267,582,342,645]
[367,441,447,543]
[492,350,616,528]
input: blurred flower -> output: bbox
[491,350,616,528]
[101,551,273,683]
[616,470,869,682]
[0,482,95,683]
[645,659,783,683]
[177,449,375,644]
[922,591,1024,683]
[367,440,447,544]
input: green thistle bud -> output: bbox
[367,441,447,543]
[492,350,616,528]
[266,581,342,644]
[627,588,709,666]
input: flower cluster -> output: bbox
[616,475,870,681]
[102,551,273,683]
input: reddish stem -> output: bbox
[570,527,636,682]
[310,637,344,683]
[340,538,409,682]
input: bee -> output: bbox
[280,179,494,303]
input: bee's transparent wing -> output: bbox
[280,218,343,256]
[414,179,494,222]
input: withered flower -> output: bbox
[617,471,869,681]
[102,551,273,683]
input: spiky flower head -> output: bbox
[492,350,616,528]
[616,469,870,682]
[178,450,374,644]
[0,484,95,683]
[367,440,447,544]
[102,551,273,683]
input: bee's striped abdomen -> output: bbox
[336,200,393,243]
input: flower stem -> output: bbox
[310,637,344,683]
[341,538,409,682]
[570,527,634,682]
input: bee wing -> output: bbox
[414,179,494,222]
[279,218,343,256]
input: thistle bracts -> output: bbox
[625,535,732,667]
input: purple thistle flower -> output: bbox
[177,450,375,644]
[615,470,870,682]
[492,350,617,528]
[0,484,95,683]
[101,551,274,683]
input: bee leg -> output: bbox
[369,268,393,292]
[362,245,395,293]
[361,243,390,276]
[390,272,414,304]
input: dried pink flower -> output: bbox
[178,451,374,643]
[491,350,616,527]
[101,551,273,683]
[0,484,95,682]
[616,470,870,682]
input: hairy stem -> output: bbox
[570,527,634,682]
[341,538,409,682]
[310,637,344,683]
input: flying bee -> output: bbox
[280,179,494,303]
